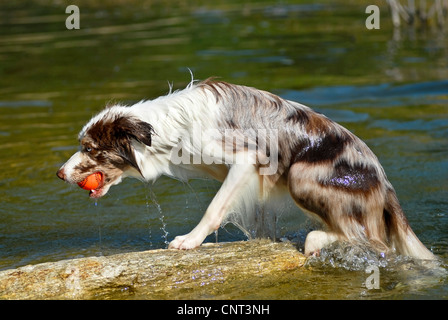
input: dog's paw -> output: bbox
[168,234,201,250]
[308,249,321,257]
[304,230,338,256]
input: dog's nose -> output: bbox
[57,168,66,181]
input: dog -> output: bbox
[57,78,435,260]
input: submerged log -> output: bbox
[0,240,306,299]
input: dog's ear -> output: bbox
[108,116,154,174]
[114,116,154,147]
[128,120,154,147]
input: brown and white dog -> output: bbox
[57,79,435,260]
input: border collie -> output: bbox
[57,78,435,260]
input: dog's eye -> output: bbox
[86,147,92,152]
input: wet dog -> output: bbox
[57,79,435,259]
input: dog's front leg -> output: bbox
[169,163,257,250]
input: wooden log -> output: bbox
[0,240,306,300]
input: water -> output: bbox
[0,0,447,299]
[146,186,170,247]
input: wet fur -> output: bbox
[57,79,436,260]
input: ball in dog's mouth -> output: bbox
[77,172,104,197]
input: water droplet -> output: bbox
[146,186,169,247]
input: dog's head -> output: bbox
[57,107,154,198]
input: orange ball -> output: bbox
[78,172,103,190]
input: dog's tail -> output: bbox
[384,188,436,260]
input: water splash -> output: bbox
[305,241,389,271]
[93,199,103,256]
[303,240,447,297]
[146,187,170,248]
[184,181,206,213]
[305,240,447,273]
[144,191,153,248]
